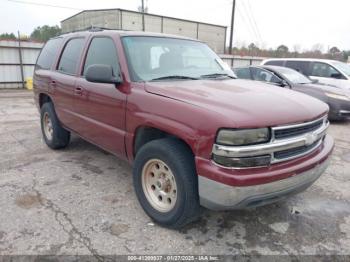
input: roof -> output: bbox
[58,28,202,42]
[61,8,227,29]
[262,58,340,64]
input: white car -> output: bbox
[261,58,350,90]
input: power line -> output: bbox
[7,0,82,10]
[236,4,259,44]
[246,0,263,43]
[239,0,261,45]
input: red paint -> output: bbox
[34,31,333,187]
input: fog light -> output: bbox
[213,154,271,168]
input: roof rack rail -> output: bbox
[63,26,115,34]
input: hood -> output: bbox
[305,83,350,98]
[145,79,329,128]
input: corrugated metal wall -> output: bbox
[61,9,227,54]
[0,40,43,89]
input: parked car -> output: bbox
[261,58,350,90]
[33,29,334,228]
[233,65,350,120]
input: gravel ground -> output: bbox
[0,90,349,258]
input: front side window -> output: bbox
[122,36,234,81]
[36,38,63,70]
[83,37,120,76]
[58,38,85,75]
[310,62,342,78]
[251,68,281,83]
[330,61,350,77]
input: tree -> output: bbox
[277,45,289,54]
[248,43,259,56]
[329,46,340,55]
[0,33,16,40]
[30,25,61,42]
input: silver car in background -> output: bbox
[261,58,350,90]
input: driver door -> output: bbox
[73,36,127,158]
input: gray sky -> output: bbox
[1,0,350,51]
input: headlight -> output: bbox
[216,128,270,146]
[325,92,350,101]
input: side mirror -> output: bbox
[85,64,122,84]
[330,73,344,80]
[279,80,290,88]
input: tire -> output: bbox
[133,138,200,229]
[40,102,70,149]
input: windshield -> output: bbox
[274,67,312,84]
[122,36,234,81]
[331,61,350,77]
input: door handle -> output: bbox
[75,86,83,96]
[50,80,56,88]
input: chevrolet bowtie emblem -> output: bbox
[305,132,318,146]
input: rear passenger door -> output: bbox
[74,36,127,158]
[51,37,86,129]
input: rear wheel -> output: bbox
[133,138,200,229]
[40,102,70,149]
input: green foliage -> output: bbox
[0,33,16,40]
[30,25,61,42]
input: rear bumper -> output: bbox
[197,135,334,210]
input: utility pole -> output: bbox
[228,0,236,54]
[141,0,145,31]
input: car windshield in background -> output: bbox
[122,36,234,82]
[274,67,312,84]
[331,61,350,77]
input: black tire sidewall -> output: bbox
[133,139,198,227]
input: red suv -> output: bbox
[34,29,334,228]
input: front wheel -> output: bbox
[133,138,200,229]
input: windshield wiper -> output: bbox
[150,75,199,81]
[200,73,236,79]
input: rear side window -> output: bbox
[265,60,284,66]
[36,38,63,70]
[234,68,251,79]
[286,61,310,75]
[58,38,85,75]
[83,37,119,76]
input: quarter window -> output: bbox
[36,38,62,70]
[83,37,119,76]
[58,38,85,75]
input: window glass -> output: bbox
[234,68,251,79]
[274,67,311,84]
[36,38,62,70]
[58,38,85,75]
[310,62,340,78]
[330,61,350,77]
[265,60,284,66]
[122,36,234,81]
[83,37,119,76]
[251,68,281,83]
[286,61,310,75]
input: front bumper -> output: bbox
[199,158,330,210]
[197,135,334,210]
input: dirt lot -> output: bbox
[0,90,350,257]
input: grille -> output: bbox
[274,139,321,160]
[274,119,324,139]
